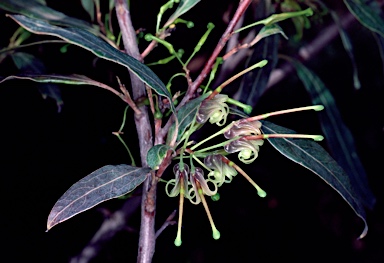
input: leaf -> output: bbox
[164,0,201,28]
[344,0,384,37]
[261,121,368,238]
[0,73,125,104]
[147,144,171,170]
[237,33,279,107]
[0,0,96,33]
[167,92,211,144]
[81,0,95,21]
[8,15,175,112]
[290,59,375,209]
[329,7,361,89]
[47,164,150,230]
[10,52,63,112]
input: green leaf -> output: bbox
[147,144,171,170]
[237,33,279,107]
[47,164,150,230]
[81,0,95,21]
[0,0,96,33]
[0,73,125,103]
[290,59,375,210]
[8,15,174,112]
[167,92,211,144]
[344,0,384,37]
[261,121,368,239]
[164,0,201,28]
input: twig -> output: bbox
[70,196,141,263]
[155,210,177,239]
[179,0,252,108]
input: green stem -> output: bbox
[190,122,234,151]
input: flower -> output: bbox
[224,120,262,139]
[196,94,229,126]
[166,163,190,247]
[166,163,190,198]
[224,138,264,164]
[189,167,220,240]
[188,167,218,204]
[204,154,238,187]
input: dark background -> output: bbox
[1,1,384,262]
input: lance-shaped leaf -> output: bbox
[47,164,150,230]
[261,121,368,238]
[0,0,96,33]
[344,0,384,37]
[8,15,175,113]
[328,8,361,90]
[0,74,124,100]
[290,59,375,209]
[164,0,201,28]
[167,92,211,144]
[237,33,279,108]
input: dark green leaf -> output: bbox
[237,33,279,108]
[167,92,211,144]
[8,15,174,112]
[290,59,375,209]
[47,164,150,230]
[10,52,63,112]
[81,0,95,21]
[147,144,171,170]
[0,0,96,33]
[261,120,368,238]
[0,73,124,102]
[164,0,201,28]
[344,0,384,37]
[329,8,361,89]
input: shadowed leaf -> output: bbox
[47,164,150,230]
[237,33,278,107]
[290,59,375,209]
[10,52,63,112]
[164,0,201,28]
[261,120,368,238]
[8,14,175,112]
[344,0,384,37]
[329,9,361,89]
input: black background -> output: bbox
[1,1,384,262]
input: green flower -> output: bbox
[224,138,264,164]
[196,94,229,126]
[189,167,220,240]
[224,120,262,139]
[204,154,238,187]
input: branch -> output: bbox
[69,196,141,263]
[115,2,156,263]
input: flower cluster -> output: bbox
[166,157,237,246]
